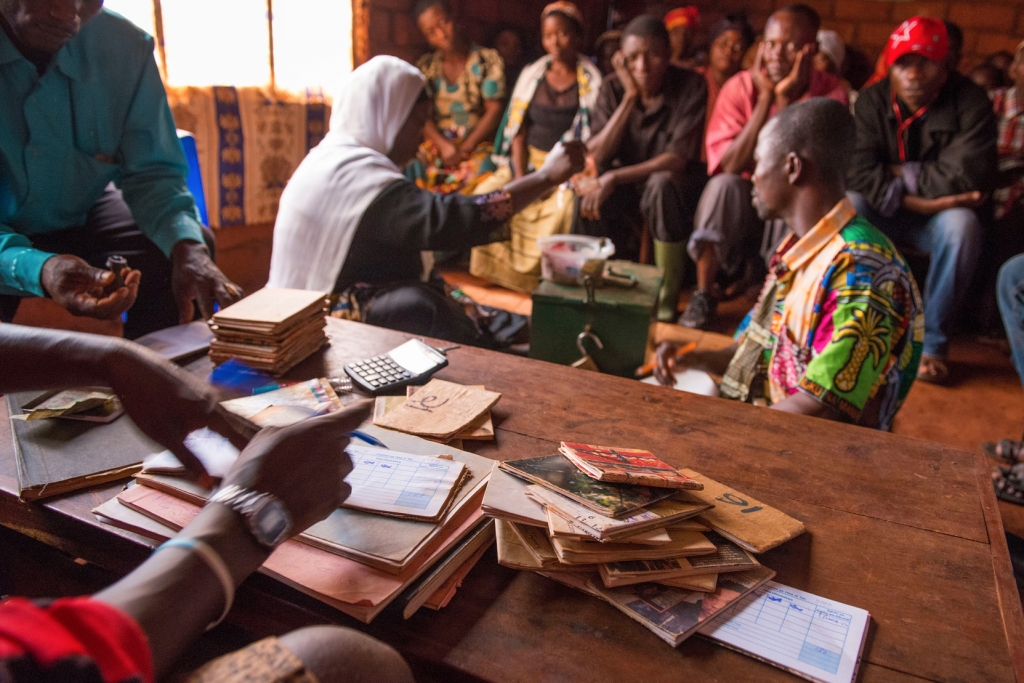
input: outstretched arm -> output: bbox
[95,403,371,678]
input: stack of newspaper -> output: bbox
[482,443,806,647]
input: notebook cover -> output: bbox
[499,454,678,518]
[133,321,214,362]
[136,424,494,573]
[8,392,161,500]
[590,566,777,647]
[681,468,807,554]
[559,442,703,490]
[211,287,328,329]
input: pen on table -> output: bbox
[352,430,388,448]
[635,342,697,378]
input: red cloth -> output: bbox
[883,17,948,68]
[665,6,699,30]
[0,597,152,683]
[705,69,850,176]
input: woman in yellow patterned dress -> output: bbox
[470,2,603,292]
[408,0,506,195]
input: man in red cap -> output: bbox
[848,17,996,385]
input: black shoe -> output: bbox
[678,289,716,330]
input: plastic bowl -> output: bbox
[537,235,616,286]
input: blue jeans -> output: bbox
[998,253,1024,387]
[848,192,982,358]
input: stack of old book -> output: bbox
[92,384,496,622]
[483,442,806,647]
[209,288,331,375]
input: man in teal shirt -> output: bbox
[0,0,242,337]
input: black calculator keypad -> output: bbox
[347,355,412,389]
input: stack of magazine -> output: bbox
[482,442,806,647]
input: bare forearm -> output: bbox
[95,505,269,678]
[511,131,528,178]
[587,92,638,167]
[607,153,684,186]
[0,325,123,393]
[423,120,447,148]
[902,194,944,215]
[683,346,737,375]
[505,169,560,212]
[461,102,505,152]
[718,93,773,175]
[770,392,843,420]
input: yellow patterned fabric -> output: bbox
[166,86,331,228]
[469,146,574,292]
[181,637,319,683]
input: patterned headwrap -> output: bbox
[541,1,584,28]
[665,6,699,31]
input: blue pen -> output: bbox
[351,430,387,448]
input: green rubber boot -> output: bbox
[654,240,687,322]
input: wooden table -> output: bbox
[2,317,1023,683]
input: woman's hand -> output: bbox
[439,139,463,168]
[539,140,587,185]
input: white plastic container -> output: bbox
[537,235,616,286]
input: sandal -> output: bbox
[994,466,1024,504]
[983,439,1024,465]
[917,356,950,385]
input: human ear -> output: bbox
[786,152,802,185]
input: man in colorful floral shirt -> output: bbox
[656,98,923,430]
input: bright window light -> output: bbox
[102,0,157,39]
[272,0,353,94]
[160,0,271,87]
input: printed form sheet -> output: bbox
[700,581,870,683]
[343,445,464,520]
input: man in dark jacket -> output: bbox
[848,16,996,384]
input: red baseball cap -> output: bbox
[884,17,948,67]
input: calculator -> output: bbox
[344,339,449,395]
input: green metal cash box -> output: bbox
[529,261,662,377]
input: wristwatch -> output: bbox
[208,484,292,549]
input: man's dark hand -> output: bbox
[774,44,815,108]
[579,172,617,220]
[750,43,775,100]
[105,342,252,486]
[171,240,243,323]
[220,402,372,534]
[41,255,141,320]
[539,140,587,185]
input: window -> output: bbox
[103,0,352,93]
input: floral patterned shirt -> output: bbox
[417,45,506,139]
[735,198,924,429]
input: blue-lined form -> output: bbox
[343,445,465,520]
[700,581,870,683]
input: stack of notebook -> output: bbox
[482,443,806,647]
[94,420,495,623]
[209,288,330,375]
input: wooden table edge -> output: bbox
[976,451,1024,682]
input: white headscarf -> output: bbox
[267,56,427,292]
[816,30,846,72]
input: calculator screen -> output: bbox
[387,340,442,375]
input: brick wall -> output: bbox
[359,0,1024,78]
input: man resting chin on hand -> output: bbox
[0,0,243,338]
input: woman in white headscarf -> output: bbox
[268,56,584,345]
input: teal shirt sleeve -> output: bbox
[0,225,53,297]
[116,52,205,257]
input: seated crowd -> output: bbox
[4,0,1024,677]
